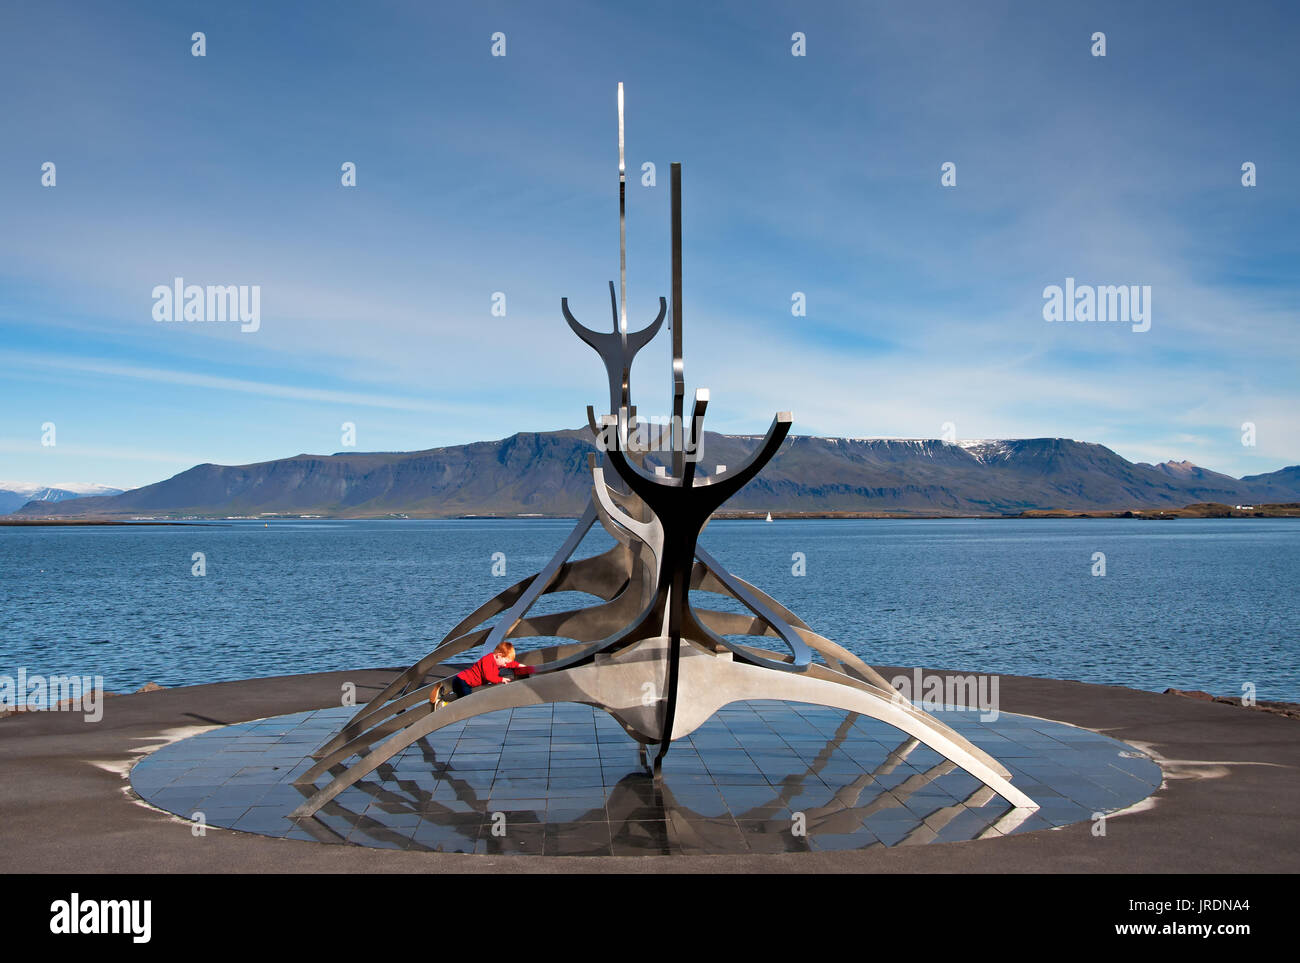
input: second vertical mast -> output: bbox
[617,82,627,338]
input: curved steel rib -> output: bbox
[692,544,813,670]
[482,501,600,651]
[289,637,1035,818]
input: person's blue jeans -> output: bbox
[451,676,474,699]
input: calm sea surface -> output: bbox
[2,518,1297,701]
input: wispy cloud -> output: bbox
[3,350,474,415]
[0,0,1295,488]
[0,439,210,468]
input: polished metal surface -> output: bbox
[618,81,627,335]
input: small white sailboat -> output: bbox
[765,511,773,522]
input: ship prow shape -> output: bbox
[290,88,1037,820]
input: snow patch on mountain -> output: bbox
[955,440,1013,463]
[0,482,125,514]
[0,481,124,497]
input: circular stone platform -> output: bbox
[129,701,1161,856]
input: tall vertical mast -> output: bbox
[617,82,627,337]
[670,162,685,477]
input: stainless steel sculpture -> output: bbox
[291,87,1038,819]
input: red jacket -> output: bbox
[456,652,536,688]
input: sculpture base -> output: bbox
[130,701,1160,856]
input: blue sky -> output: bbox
[2,0,1297,490]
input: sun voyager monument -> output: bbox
[290,85,1039,821]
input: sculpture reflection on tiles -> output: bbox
[291,712,1024,852]
[290,86,1037,820]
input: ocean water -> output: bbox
[1,518,1296,701]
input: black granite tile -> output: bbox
[610,833,673,856]
[546,803,608,822]
[669,820,747,855]
[193,805,254,825]
[733,818,809,850]
[408,822,479,853]
[865,819,921,846]
[231,806,299,833]
[1000,813,1056,835]
[359,808,423,829]
[476,824,546,855]
[660,790,729,815]
[544,821,613,856]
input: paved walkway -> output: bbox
[2,667,1296,872]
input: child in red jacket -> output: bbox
[430,641,536,708]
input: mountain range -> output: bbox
[0,482,124,515]
[7,432,1299,519]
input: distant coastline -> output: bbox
[0,519,218,527]
[6,502,1298,524]
[722,502,1300,520]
